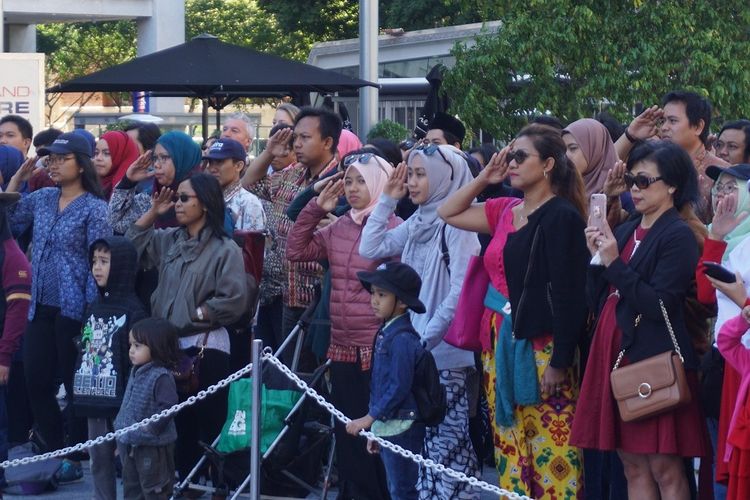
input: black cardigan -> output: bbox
[587,208,699,369]
[504,196,589,368]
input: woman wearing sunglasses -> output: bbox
[570,140,709,499]
[286,152,397,499]
[126,172,248,488]
[360,144,481,499]
[439,124,588,499]
[108,130,202,235]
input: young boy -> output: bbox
[72,236,146,499]
[347,262,426,500]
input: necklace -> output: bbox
[518,196,553,222]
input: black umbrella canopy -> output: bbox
[48,34,377,99]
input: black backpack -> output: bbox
[410,337,447,427]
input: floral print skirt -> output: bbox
[482,314,582,499]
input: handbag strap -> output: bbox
[612,299,683,370]
[511,225,541,339]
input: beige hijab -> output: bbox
[564,118,618,196]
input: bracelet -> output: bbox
[624,127,638,143]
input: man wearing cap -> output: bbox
[204,137,265,231]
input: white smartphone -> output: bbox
[589,193,608,234]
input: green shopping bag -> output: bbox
[217,377,301,454]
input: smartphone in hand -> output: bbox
[702,261,737,283]
[589,193,608,234]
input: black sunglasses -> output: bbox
[624,172,664,190]
[399,139,415,151]
[343,153,390,175]
[172,193,198,203]
[412,143,454,180]
[505,149,540,165]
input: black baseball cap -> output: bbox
[36,132,93,157]
[706,163,750,182]
[202,138,246,161]
[357,262,425,314]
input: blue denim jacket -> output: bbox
[369,314,421,421]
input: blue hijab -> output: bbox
[0,145,24,191]
[155,131,202,190]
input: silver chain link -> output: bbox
[261,350,534,500]
[0,361,256,469]
[1,349,536,500]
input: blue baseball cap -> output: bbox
[37,132,93,157]
[706,163,750,182]
[202,138,246,161]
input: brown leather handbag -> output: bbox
[610,299,691,422]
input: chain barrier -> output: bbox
[261,349,535,500]
[0,348,535,500]
[0,361,256,469]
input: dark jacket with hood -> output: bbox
[72,236,147,418]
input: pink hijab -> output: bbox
[345,155,393,225]
[337,130,363,159]
[563,118,618,196]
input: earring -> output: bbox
[543,170,549,179]
[668,188,675,194]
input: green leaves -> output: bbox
[445,0,750,139]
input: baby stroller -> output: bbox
[172,290,335,499]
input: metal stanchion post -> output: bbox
[249,339,263,500]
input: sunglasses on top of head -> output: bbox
[342,153,390,174]
[623,172,664,189]
[412,143,454,180]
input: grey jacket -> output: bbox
[126,224,248,335]
[360,194,478,370]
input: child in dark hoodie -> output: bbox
[72,236,146,500]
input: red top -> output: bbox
[0,238,31,366]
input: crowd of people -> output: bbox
[0,88,748,500]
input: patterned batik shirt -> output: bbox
[248,158,338,308]
[224,180,266,232]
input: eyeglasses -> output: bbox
[342,153,390,174]
[712,181,739,195]
[47,154,75,166]
[172,193,198,203]
[152,153,172,164]
[412,143,454,180]
[624,172,664,189]
[506,150,540,165]
[399,139,416,151]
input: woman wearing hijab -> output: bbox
[564,118,635,218]
[108,130,201,234]
[360,144,481,499]
[287,153,398,499]
[0,145,24,192]
[94,131,140,199]
[439,124,589,499]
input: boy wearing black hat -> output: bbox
[347,262,426,500]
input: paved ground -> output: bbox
[4,460,501,499]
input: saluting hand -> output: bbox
[384,162,408,199]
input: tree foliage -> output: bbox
[444,0,750,140]
[37,21,137,124]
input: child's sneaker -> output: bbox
[54,459,83,483]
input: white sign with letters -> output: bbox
[0,53,45,138]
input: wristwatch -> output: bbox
[195,307,204,321]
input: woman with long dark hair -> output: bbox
[5,133,111,478]
[439,124,589,498]
[126,172,248,485]
[570,141,709,499]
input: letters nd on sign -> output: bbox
[0,53,45,138]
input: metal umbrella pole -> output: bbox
[249,338,263,500]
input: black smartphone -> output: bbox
[702,261,736,283]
